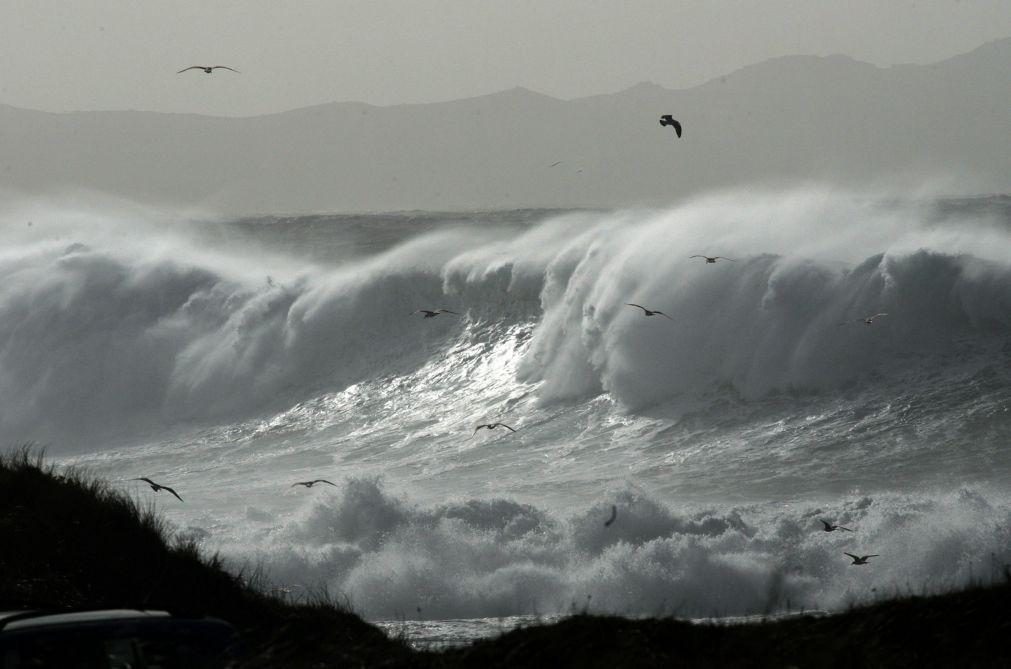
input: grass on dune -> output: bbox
[0,446,414,667]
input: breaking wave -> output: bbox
[3,187,1010,621]
[1,189,1008,450]
[245,478,1011,620]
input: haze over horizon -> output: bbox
[3,37,1009,214]
[2,1,1010,116]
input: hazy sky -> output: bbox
[2,1,1009,116]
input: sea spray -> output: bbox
[240,478,1011,620]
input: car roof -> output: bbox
[0,609,172,631]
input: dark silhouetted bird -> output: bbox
[844,552,878,565]
[473,422,517,435]
[659,115,682,138]
[625,303,672,320]
[132,478,183,502]
[291,480,337,488]
[690,255,735,264]
[604,505,618,527]
[821,520,854,532]
[178,65,239,74]
[838,313,888,326]
[412,309,460,318]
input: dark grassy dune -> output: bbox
[0,448,414,667]
[2,448,1008,668]
[433,580,1011,668]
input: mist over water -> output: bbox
[2,188,1009,622]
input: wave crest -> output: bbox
[1,190,1008,450]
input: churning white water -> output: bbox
[2,188,1009,630]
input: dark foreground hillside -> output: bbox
[0,449,414,667]
[1,449,1008,668]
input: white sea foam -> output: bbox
[242,478,1011,620]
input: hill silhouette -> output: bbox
[1,39,1009,213]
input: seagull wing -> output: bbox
[438,309,460,315]
[291,482,306,487]
[625,303,648,313]
[844,553,859,561]
[132,477,155,485]
[862,555,879,559]
[499,424,517,432]
[671,120,682,138]
[820,520,832,530]
[714,257,736,262]
[162,486,184,502]
[870,313,888,320]
[474,424,489,433]
[314,480,338,487]
[839,526,854,532]
[177,66,205,73]
[655,311,673,320]
[604,505,617,527]
[689,255,706,259]
[549,161,563,168]
[212,66,240,73]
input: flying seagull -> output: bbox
[625,303,672,320]
[473,422,517,436]
[839,313,888,326]
[548,161,564,168]
[177,65,240,74]
[412,309,459,318]
[131,478,183,502]
[820,520,854,533]
[291,479,337,488]
[604,505,618,527]
[690,255,735,264]
[844,552,878,565]
[659,115,682,138]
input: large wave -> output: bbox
[7,188,1010,624]
[1,189,1008,452]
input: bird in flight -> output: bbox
[603,505,618,527]
[177,65,240,74]
[625,304,672,320]
[839,313,888,326]
[412,309,459,318]
[844,552,878,565]
[548,161,564,168]
[820,520,854,532]
[473,422,517,435]
[131,478,183,502]
[690,255,735,264]
[659,115,682,138]
[291,479,337,489]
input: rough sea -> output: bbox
[2,188,1009,647]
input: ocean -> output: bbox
[2,188,1009,645]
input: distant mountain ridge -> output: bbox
[1,38,1008,213]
